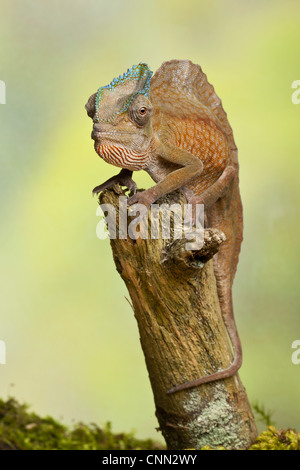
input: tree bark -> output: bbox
[99,187,258,450]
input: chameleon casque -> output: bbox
[85,60,243,394]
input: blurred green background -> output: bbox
[0,0,299,441]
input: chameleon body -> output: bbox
[86,60,243,394]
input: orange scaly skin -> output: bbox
[86,60,243,394]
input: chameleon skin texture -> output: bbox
[86,60,243,393]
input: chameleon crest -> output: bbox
[94,63,153,123]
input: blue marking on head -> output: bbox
[95,63,153,120]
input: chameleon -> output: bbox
[85,60,243,394]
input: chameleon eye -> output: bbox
[139,107,147,115]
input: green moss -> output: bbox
[250,426,300,451]
[200,427,300,450]
[0,398,299,450]
[0,398,163,450]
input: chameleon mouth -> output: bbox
[91,130,135,141]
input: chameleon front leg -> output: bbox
[127,141,203,208]
[92,168,137,196]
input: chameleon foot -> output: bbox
[93,169,137,196]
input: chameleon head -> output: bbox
[85,63,154,171]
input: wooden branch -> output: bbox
[99,187,257,450]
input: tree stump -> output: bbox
[99,187,257,450]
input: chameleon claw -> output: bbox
[127,190,154,208]
[92,183,108,196]
[92,169,137,196]
[127,191,153,221]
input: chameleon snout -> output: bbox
[91,123,103,141]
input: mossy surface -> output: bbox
[198,427,300,450]
[0,398,299,450]
[0,398,163,450]
[250,426,300,450]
